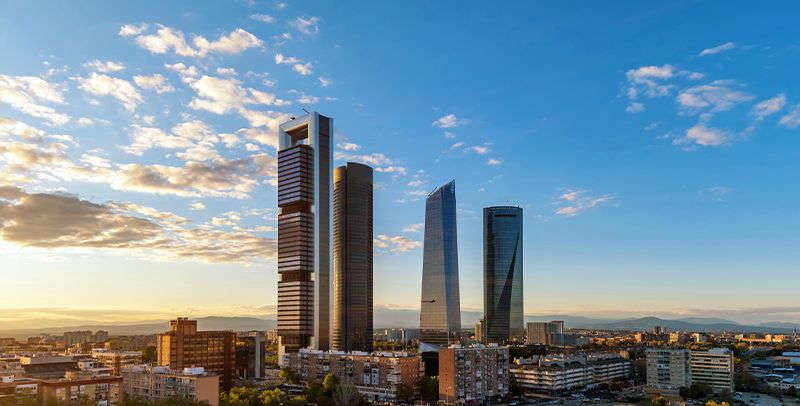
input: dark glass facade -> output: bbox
[277,113,332,357]
[332,162,373,352]
[419,180,461,346]
[483,206,523,342]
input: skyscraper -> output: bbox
[419,180,461,346]
[277,112,332,360]
[483,206,523,342]
[332,162,373,352]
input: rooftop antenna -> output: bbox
[301,108,310,114]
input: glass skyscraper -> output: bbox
[483,206,523,342]
[276,112,332,361]
[419,180,461,346]
[332,162,373,352]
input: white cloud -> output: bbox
[467,145,490,155]
[126,25,262,58]
[444,131,456,139]
[318,77,332,87]
[487,158,503,166]
[374,234,421,253]
[77,117,94,126]
[750,94,786,119]
[77,72,143,111]
[133,74,175,94]
[699,42,736,57]
[296,93,320,104]
[779,105,800,128]
[677,80,754,114]
[375,166,407,175]
[674,122,731,147]
[0,74,70,126]
[123,120,218,157]
[432,113,469,128]
[290,16,320,36]
[84,60,126,73]
[118,23,148,36]
[274,53,314,76]
[699,186,732,202]
[402,223,424,233]
[626,102,644,113]
[187,75,287,115]
[164,63,199,83]
[554,189,613,217]
[189,201,206,211]
[250,14,276,23]
[337,142,361,151]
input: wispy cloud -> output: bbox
[699,41,736,57]
[432,113,469,128]
[554,189,613,217]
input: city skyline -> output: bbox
[3,1,800,326]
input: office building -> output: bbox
[690,348,733,393]
[510,353,630,393]
[40,372,122,405]
[284,349,423,402]
[235,331,265,380]
[419,181,461,347]
[157,318,235,390]
[373,328,419,343]
[277,112,333,358]
[526,321,564,346]
[19,355,78,380]
[332,162,373,352]
[439,344,509,404]
[645,348,691,396]
[483,206,524,342]
[91,349,142,376]
[122,365,219,406]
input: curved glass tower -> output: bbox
[483,206,523,342]
[419,180,461,346]
[332,162,373,352]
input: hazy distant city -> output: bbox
[2,1,800,406]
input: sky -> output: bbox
[1,1,800,327]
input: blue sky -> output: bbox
[1,1,800,326]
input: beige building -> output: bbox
[439,344,509,404]
[91,349,142,376]
[646,348,733,395]
[526,321,563,346]
[284,349,423,402]
[511,353,630,393]
[121,365,219,406]
[645,348,690,395]
[690,348,733,393]
[40,371,122,405]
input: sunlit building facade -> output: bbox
[419,180,461,346]
[332,162,373,352]
[483,206,523,342]
[277,112,333,359]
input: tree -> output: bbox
[279,368,301,384]
[142,346,158,364]
[419,376,439,402]
[323,372,339,394]
[304,379,325,403]
[258,388,286,406]
[284,396,309,406]
[332,380,363,406]
[395,383,414,404]
[220,387,260,406]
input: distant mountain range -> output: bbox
[0,312,796,340]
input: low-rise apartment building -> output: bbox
[284,349,424,402]
[438,344,509,405]
[91,349,142,376]
[510,353,630,393]
[121,365,219,406]
[40,371,122,405]
[646,348,733,395]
